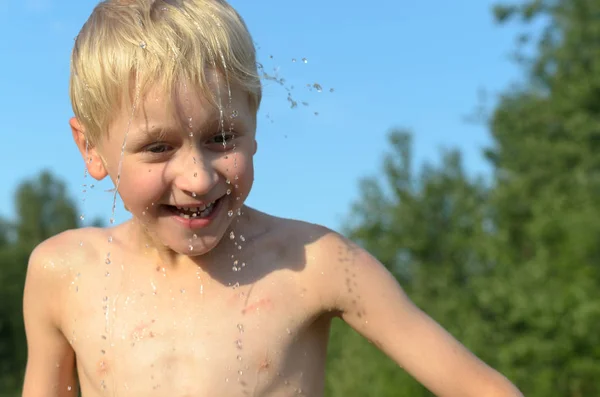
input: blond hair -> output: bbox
[70,0,262,146]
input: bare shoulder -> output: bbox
[28,227,108,273]
[253,214,365,310]
[25,227,119,299]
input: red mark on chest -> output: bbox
[258,350,271,371]
[130,319,156,340]
[241,298,273,315]
[96,358,110,377]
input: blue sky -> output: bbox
[1,0,522,232]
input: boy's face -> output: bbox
[78,73,257,255]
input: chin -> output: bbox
[164,235,223,257]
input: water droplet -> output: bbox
[194,172,198,177]
[231,110,239,118]
[139,40,147,49]
[240,235,246,242]
[330,88,335,93]
[226,179,231,184]
[233,281,240,289]
[189,245,194,251]
[79,214,85,221]
[227,189,231,195]
[67,385,72,391]
[228,210,234,217]
[235,339,242,349]
[192,192,197,197]
[109,218,115,224]
[105,258,111,265]
[237,354,242,361]
[79,241,84,247]
[313,83,323,92]
[302,58,308,63]
[180,288,186,294]
[229,231,235,240]
[90,184,95,189]
[108,236,113,243]
[292,58,297,63]
[237,323,244,333]
[193,234,198,239]
[105,271,110,277]
[238,370,243,376]
[286,328,292,335]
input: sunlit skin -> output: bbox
[21,74,524,397]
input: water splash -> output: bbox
[257,56,334,120]
[109,71,142,227]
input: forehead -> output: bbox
[109,73,253,138]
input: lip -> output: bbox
[168,201,215,209]
[162,196,225,229]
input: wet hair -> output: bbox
[70,0,262,146]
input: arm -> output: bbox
[322,233,522,397]
[22,244,78,397]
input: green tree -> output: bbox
[15,171,80,247]
[328,0,600,395]
[482,1,600,395]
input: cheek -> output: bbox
[118,165,164,208]
[222,151,253,181]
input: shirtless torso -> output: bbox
[24,208,348,397]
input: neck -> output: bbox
[125,205,264,272]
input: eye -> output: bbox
[145,143,173,154]
[207,133,236,147]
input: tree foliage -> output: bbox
[326,1,600,396]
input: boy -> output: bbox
[22,0,523,396]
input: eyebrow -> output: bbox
[128,126,171,144]
[134,116,242,142]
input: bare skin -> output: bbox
[22,207,523,397]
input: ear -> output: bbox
[70,117,108,181]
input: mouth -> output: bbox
[164,197,222,219]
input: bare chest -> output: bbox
[63,268,331,396]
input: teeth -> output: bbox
[174,199,217,219]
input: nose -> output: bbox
[171,150,219,198]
